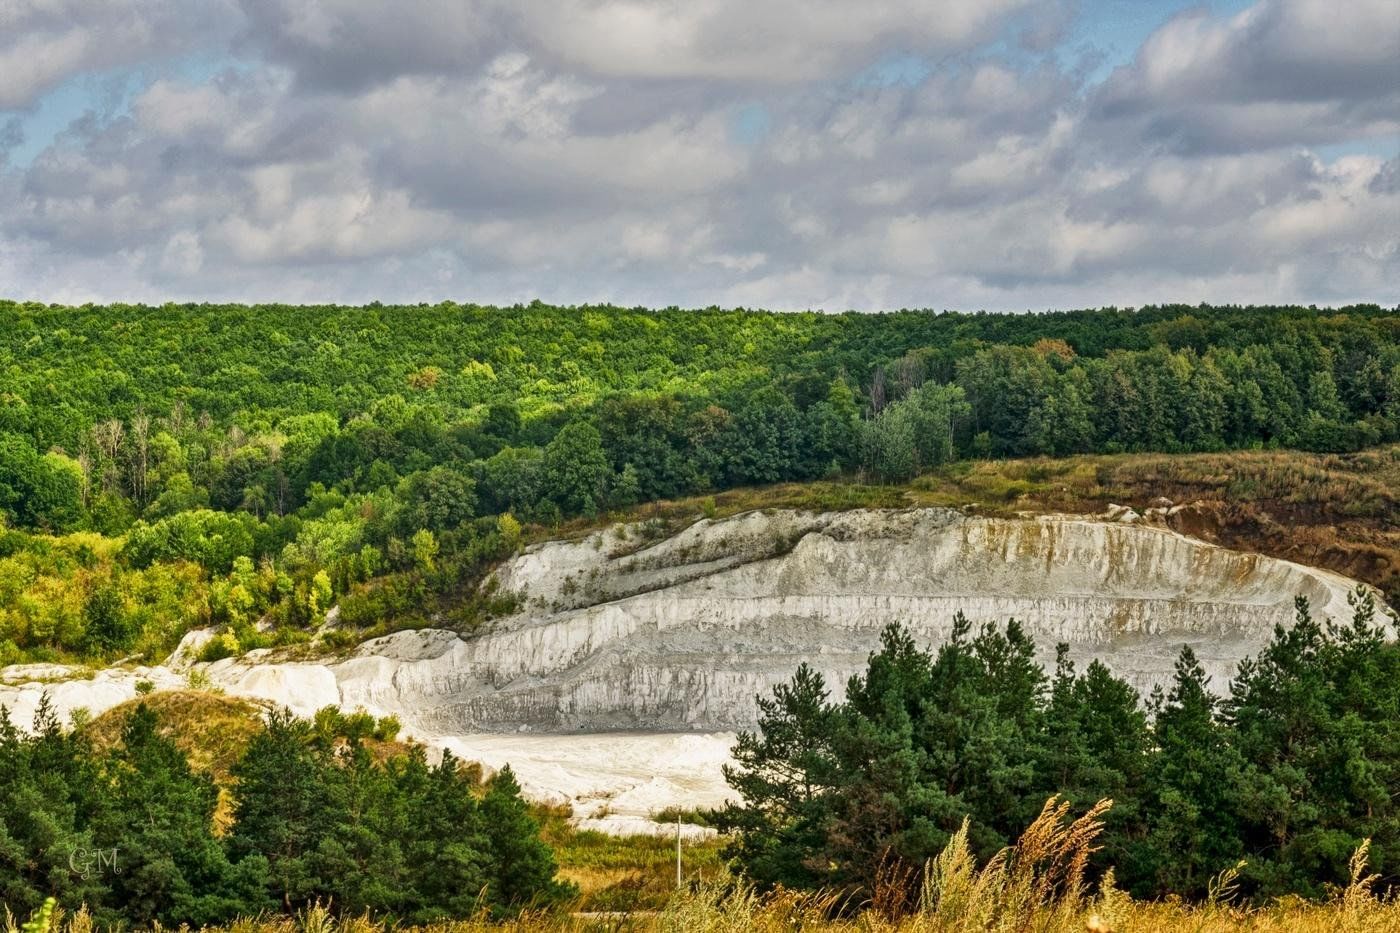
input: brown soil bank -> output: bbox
[580,445,1400,611]
[911,445,1400,609]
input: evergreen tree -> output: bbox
[0,698,108,915]
[1222,594,1400,896]
[480,765,574,912]
[314,739,409,914]
[227,709,332,909]
[1036,650,1151,870]
[404,749,492,921]
[1132,648,1244,898]
[94,704,266,926]
[715,663,840,889]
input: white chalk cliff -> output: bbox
[0,508,1371,735]
[379,506,1366,731]
[0,506,1376,826]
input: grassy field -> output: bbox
[536,805,726,913]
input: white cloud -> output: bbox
[0,0,1395,308]
[1094,0,1400,152]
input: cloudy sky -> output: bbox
[1,0,1396,310]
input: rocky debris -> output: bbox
[1102,503,1143,523]
[165,628,216,671]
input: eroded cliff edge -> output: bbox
[0,507,1377,738]
[184,506,1372,734]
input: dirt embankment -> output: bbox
[541,446,1400,610]
[1008,447,1400,609]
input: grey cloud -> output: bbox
[234,0,506,92]
[1092,0,1400,153]
[234,0,1040,89]
[0,0,1395,310]
[1370,155,1400,195]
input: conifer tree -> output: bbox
[227,709,331,909]
[95,704,266,926]
[481,765,573,912]
[1133,647,1244,898]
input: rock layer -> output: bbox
[0,508,1369,736]
[218,507,1363,732]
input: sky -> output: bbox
[0,0,1396,311]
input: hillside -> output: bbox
[1,303,1397,670]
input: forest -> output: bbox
[0,699,570,926]
[1,301,1398,665]
[718,590,1400,907]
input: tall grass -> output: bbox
[11,796,1398,932]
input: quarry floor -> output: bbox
[435,730,736,838]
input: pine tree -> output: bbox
[227,708,332,910]
[94,704,266,926]
[1036,650,1150,872]
[480,765,572,912]
[1132,647,1244,898]
[404,749,492,921]
[314,739,409,915]
[1222,593,1400,896]
[715,663,840,889]
[0,698,108,915]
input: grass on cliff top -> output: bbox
[84,689,428,833]
[538,444,1400,604]
[84,690,270,784]
[548,444,1400,532]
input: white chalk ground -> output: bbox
[0,662,738,839]
[435,731,737,840]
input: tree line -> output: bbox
[1,302,1397,667]
[716,590,1400,906]
[0,701,570,926]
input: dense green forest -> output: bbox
[0,700,570,926]
[2,301,1398,665]
[717,590,1400,907]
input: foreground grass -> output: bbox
[17,894,1399,933]
[14,868,1398,933]
[14,797,1400,932]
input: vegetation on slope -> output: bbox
[2,302,1397,666]
[0,697,568,926]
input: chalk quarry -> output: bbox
[0,506,1374,828]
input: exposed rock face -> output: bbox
[0,508,1370,737]
[214,507,1364,733]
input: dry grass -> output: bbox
[85,691,271,783]
[12,797,1400,932]
[84,690,428,833]
[541,444,1400,606]
[534,804,726,912]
